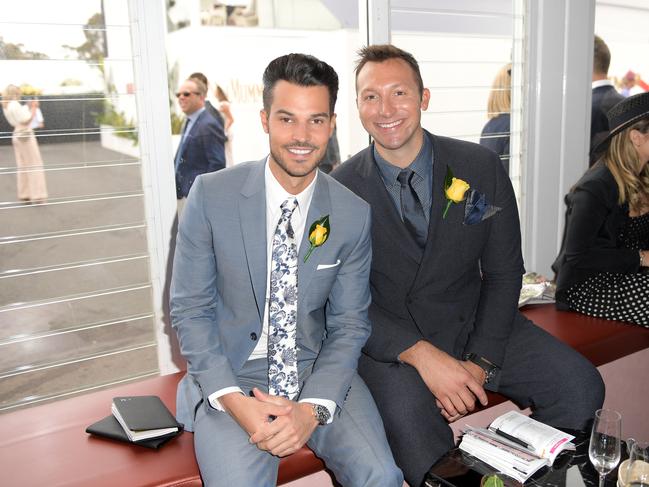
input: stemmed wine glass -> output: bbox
[589,409,622,487]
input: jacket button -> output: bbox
[250,332,257,341]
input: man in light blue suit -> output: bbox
[170,53,402,487]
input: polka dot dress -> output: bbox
[566,212,649,327]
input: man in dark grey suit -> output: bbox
[171,53,401,486]
[590,35,624,164]
[332,44,604,487]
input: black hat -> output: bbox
[593,91,649,156]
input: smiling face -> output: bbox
[261,80,335,194]
[356,58,430,167]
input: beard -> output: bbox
[269,142,323,178]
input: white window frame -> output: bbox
[129,0,179,374]
[360,0,596,278]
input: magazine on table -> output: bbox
[459,411,575,482]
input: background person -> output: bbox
[553,92,649,327]
[189,72,226,129]
[29,97,44,130]
[479,63,511,174]
[189,73,235,167]
[215,84,235,167]
[173,77,226,213]
[1,84,48,203]
[590,35,625,165]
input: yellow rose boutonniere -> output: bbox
[443,167,470,219]
[304,215,330,262]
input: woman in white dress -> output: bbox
[1,84,48,203]
[215,85,234,167]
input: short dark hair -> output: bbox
[355,44,424,96]
[593,35,611,76]
[262,53,339,114]
[190,72,208,87]
[186,77,207,97]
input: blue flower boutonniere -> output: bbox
[304,215,330,262]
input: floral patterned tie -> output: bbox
[268,198,299,398]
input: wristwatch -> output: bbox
[311,404,331,425]
[463,353,499,384]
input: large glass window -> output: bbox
[388,0,524,200]
[164,0,365,169]
[0,0,157,411]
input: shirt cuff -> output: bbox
[299,398,336,424]
[208,386,244,411]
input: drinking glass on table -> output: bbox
[625,439,649,487]
[589,409,622,487]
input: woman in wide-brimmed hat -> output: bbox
[552,91,649,327]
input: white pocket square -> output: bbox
[316,259,341,270]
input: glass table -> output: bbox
[425,431,627,487]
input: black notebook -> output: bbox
[86,415,182,449]
[111,395,180,442]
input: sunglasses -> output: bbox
[175,91,200,98]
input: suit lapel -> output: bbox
[297,173,331,303]
[239,161,267,322]
[357,146,427,266]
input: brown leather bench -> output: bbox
[1,304,648,486]
[483,304,649,406]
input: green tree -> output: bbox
[0,37,49,60]
[62,12,107,75]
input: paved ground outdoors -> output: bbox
[0,139,161,412]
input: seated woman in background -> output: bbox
[553,92,649,327]
[480,63,511,174]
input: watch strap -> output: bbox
[463,352,498,384]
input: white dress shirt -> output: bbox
[592,79,616,89]
[209,159,335,422]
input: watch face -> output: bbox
[314,405,330,425]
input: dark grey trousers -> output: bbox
[358,314,605,487]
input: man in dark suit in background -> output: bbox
[189,71,226,129]
[590,35,624,164]
[332,44,605,487]
[174,77,226,212]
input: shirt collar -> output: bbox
[373,131,432,184]
[186,106,206,124]
[264,157,317,218]
[592,79,615,89]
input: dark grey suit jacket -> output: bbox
[332,131,525,369]
[590,85,625,164]
[591,85,624,138]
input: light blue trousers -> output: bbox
[193,358,403,487]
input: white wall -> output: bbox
[595,3,649,83]
[166,27,367,164]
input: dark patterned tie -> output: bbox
[397,169,428,249]
[267,198,299,398]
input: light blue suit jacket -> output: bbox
[170,159,373,430]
